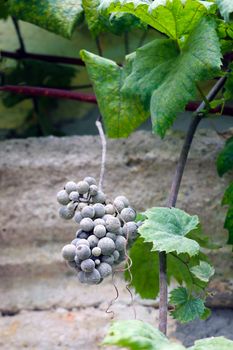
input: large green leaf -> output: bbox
[8,0,84,38]
[217,136,233,176]
[100,0,211,39]
[216,0,233,22]
[224,206,233,245]
[189,337,233,350]
[169,287,207,323]
[0,0,9,19]
[103,320,169,350]
[83,0,143,36]
[222,182,233,205]
[125,238,160,299]
[122,17,222,137]
[190,261,215,282]
[138,207,200,256]
[80,50,149,138]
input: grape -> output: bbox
[122,221,138,238]
[74,212,83,224]
[94,224,106,238]
[78,202,87,211]
[120,207,136,222]
[65,181,78,194]
[84,176,97,186]
[102,214,113,222]
[67,260,76,268]
[76,239,90,247]
[85,269,101,284]
[87,235,99,248]
[113,198,125,212]
[113,250,120,262]
[92,191,106,204]
[89,185,98,196]
[98,237,115,255]
[77,181,89,194]
[75,255,82,266]
[81,205,95,219]
[106,232,117,241]
[71,238,80,246]
[81,259,95,272]
[105,204,115,215]
[115,195,129,207]
[94,218,105,227]
[115,236,127,251]
[92,247,101,257]
[105,216,121,233]
[78,231,88,239]
[69,191,79,202]
[59,206,74,220]
[95,259,101,265]
[57,190,70,205]
[67,202,77,211]
[76,244,91,260]
[80,218,94,232]
[62,244,76,261]
[97,263,112,278]
[101,255,114,266]
[93,203,105,218]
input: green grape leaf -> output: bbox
[138,207,200,256]
[189,336,233,350]
[215,0,233,22]
[102,320,169,350]
[222,182,233,205]
[80,50,149,138]
[224,207,233,245]
[169,287,207,323]
[8,0,84,38]
[125,238,160,299]
[122,17,222,137]
[216,136,233,176]
[224,70,233,101]
[0,0,9,19]
[190,261,215,282]
[100,0,211,39]
[186,225,219,249]
[83,0,143,36]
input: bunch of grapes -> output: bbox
[57,176,139,285]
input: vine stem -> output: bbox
[159,74,228,335]
[95,118,107,192]
[11,17,26,53]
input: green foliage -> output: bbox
[83,0,143,36]
[0,0,9,19]
[169,287,207,323]
[138,207,200,256]
[103,320,169,350]
[216,0,233,22]
[190,261,215,282]
[8,0,84,38]
[103,320,233,350]
[217,136,233,176]
[80,50,149,137]
[122,17,221,137]
[100,0,212,40]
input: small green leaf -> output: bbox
[169,287,206,323]
[216,136,233,176]
[138,207,200,256]
[103,320,169,350]
[190,261,215,282]
[83,0,143,36]
[224,206,233,245]
[122,17,222,137]
[215,0,233,22]
[222,182,233,205]
[100,0,211,39]
[80,50,149,138]
[189,336,233,350]
[9,0,84,38]
[125,238,160,299]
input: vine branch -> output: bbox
[95,118,107,192]
[11,17,26,53]
[159,74,228,335]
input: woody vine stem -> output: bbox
[159,73,228,335]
